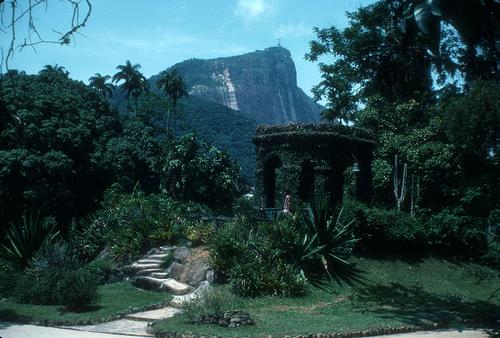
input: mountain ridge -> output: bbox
[161,46,321,125]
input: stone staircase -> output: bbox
[123,245,212,308]
[64,245,212,337]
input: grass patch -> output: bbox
[0,282,169,325]
[153,258,500,337]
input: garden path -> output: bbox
[0,322,490,338]
[64,306,181,336]
[378,329,489,337]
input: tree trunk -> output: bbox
[393,155,407,211]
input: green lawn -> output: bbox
[0,282,169,325]
[153,258,500,337]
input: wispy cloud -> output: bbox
[95,28,246,58]
[273,23,313,39]
[234,0,273,22]
[102,29,200,51]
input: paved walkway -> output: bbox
[60,307,181,337]
[0,322,149,338]
[377,329,489,337]
[0,305,181,338]
[0,321,490,338]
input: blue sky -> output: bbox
[5,0,375,97]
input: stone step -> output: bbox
[132,276,168,291]
[132,276,169,291]
[126,263,161,271]
[160,278,192,295]
[170,281,210,308]
[136,268,164,276]
[132,276,192,295]
[136,258,164,264]
[125,307,182,321]
[147,253,171,259]
[150,272,169,278]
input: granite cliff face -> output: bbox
[168,47,321,125]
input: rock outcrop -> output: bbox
[165,46,322,125]
[123,246,213,308]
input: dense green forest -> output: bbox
[0,68,244,226]
[176,97,257,183]
[107,75,257,183]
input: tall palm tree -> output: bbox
[112,60,149,114]
[156,69,188,138]
[88,73,114,97]
[39,64,69,77]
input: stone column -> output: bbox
[355,151,373,203]
[327,161,348,207]
[254,147,265,209]
[313,164,331,201]
[254,167,265,209]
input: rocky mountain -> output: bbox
[109,47,322,183]
[164,46,321,125]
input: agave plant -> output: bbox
[298,196,364,286]
[70,213,110,262]
[0,213,59,270]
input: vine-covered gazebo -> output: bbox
[253,123,375,210]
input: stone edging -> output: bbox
[148,323,444,338]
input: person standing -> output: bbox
[283,190,292,213]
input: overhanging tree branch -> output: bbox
[0,0,92,71]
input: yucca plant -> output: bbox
[298,196,364,286]
[70,213,110,261]
[0,213,59,270]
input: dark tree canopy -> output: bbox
[306,0,500,220]
[400,0,499,83]
[161,133,243,210]
[0,69,245,223]
[0,70,121,223]
[306,0,433,121]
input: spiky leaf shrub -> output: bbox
[0,213,59,270]
[298,197,363,286]
[70,213,110,262]
[210,198,362,296]
[209,216,307,296]
[230,258,307,297]
[14,242,101,310]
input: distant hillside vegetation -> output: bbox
[176,97,257,184]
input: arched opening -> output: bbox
[326,164,346,206]
[298,159,315,202]
[263,155,282,208]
